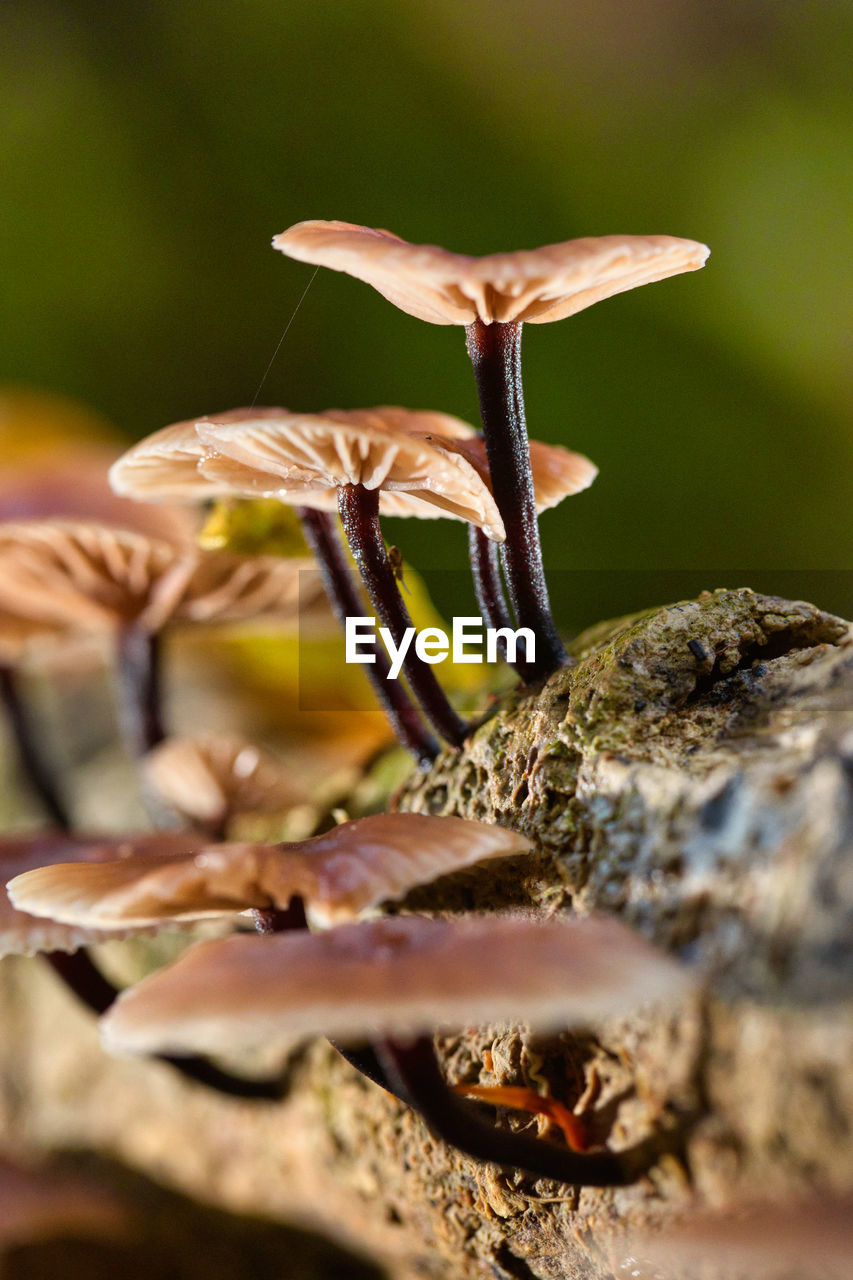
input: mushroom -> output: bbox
[142,734,300,839]
[98,911,692,1186]
[0,830,287,1100]
[110,412,447,764]
[8,812,532,929]
[196,407,595,738]
[0,519,320,762]
[273,222,709,680]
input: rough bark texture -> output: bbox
[1,588,852,1279]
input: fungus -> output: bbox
[97,912,692,1186]
[8,812,532,929]
[0,830,287,1099]
[273,222,708,680]
[196,407,594,737]
[0,519,320,763]
[142,734,299,839]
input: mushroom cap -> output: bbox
[196,409,507,538]
[143,734,298,827]
[273,221,710,326]
[0,832,204,957]
[99,911,692,1056]
[108,408,289,503]
[8,813,532,929]
[108,406,597,536]
[0,520,195,633]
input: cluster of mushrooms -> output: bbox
[1,223,709,1190]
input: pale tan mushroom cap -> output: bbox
[0,521,195,633]
[143,734,298,827]
[8,813,532,929]
[100,912,692,1056]
[196,411,507,538]
[273,221,710,326]
[0,832,204,957]
[108,408,289,503]
[109,405,596,532]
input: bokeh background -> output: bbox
[2,0,851,631]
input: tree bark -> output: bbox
[1,588,852,1279]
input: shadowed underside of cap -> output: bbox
[99,911,692,1056]
[196,412,507,538]
[8,813,532,929]
[108,405,598,535]
[108,409,289,503]
[273,221,710,326]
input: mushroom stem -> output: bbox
[375,1035,646,1187]
[0,665,71,832]
[115,626,166,757]
[467,526,527,672]
[47,950,285,1100]
[337,486,469,749]
[298,507,438,767]
[465,319,568,681]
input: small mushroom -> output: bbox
[142,734,299,838]
[0,832,291,1101]
[8,812,532,929]
[0,519,320,761]
[273,222,709,680]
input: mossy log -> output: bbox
[1,588,852,1279]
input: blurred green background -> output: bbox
[1,0,851,631]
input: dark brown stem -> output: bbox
[298,507,438,767]
[46,949,285,1100]
[0,664,71,831]
[375,1036,648,1186]
[115,626,166,757]
[465,319,567,681]
[467,525,529,673]
[337,486,468,749]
